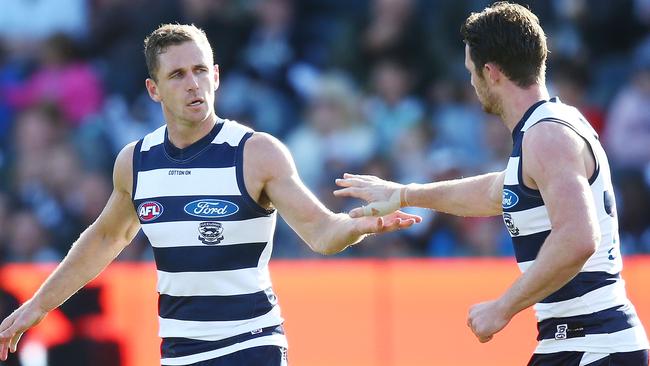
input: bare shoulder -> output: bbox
[244,132,296,180]
[522,122,590,183]
[113,141,138,194]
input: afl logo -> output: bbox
[502,189,519,209]
[138,201,163,222]
[184,199,239,218]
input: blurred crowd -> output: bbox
[0,0,649,262]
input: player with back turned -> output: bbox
[0,24,421,365]
[334,2,649,365]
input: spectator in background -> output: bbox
[4,34,103,126]
[363,59,424,155]
[6,210,60,263]
[287,72,375,190]
[218,0,305,136]
[550,58,605,135]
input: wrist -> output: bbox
[400,184,415,208]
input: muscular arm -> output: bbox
[406,171,504,217]
[468,123,599,341]
[334,171,505,218]
[0,143,142,359]
[244,133,420,255]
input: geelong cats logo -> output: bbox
[198,222,224,245]
[503,213,520,236]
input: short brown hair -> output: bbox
[144,24,212,80]
[461,2,547,87]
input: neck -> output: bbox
[499,83,549,132]
[166,113,218,149]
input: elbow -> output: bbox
[572,232,599,263]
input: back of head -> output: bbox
[144,24,212,81]
[461,2,547,88]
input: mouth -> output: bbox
[187,98,205,107]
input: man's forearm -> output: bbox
[30,225,127,312]
[406,172,503,217]
[496,230,593,319]
[309,213,364,255]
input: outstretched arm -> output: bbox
[244,133,422,255]
[0,143,142,360]
[334,170,505,218]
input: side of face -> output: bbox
[145,40,219,126]
[464,44,500,116]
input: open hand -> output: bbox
[0,301,47,360]
[334,173,406,217]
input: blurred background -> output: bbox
[0,0,649,365]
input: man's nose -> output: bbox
[186,74,199,91]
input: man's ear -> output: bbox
[483,63,502,85]
[145,78,161,102]
[213,64,220,91]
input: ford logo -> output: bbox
[184,199,239,218]
[502,189,519,209]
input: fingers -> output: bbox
[349,207,365,218]
[333,187,371,201]
[9,331,23,353]
[478,335,493,343]
[391,211,423,223]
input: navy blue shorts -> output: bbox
[183,346,288,366]
[528,349,648,365]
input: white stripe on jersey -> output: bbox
[507,205,551,237]
[212,120,251,146]
[159,305,284,340]
[504,157,520,185]
[134,167,240,199]
[141,125,166,151]
[578,353,609,366]
[533,281,628,321]
[160,334,288,365]
[144,217,275,248]
[534,325,650,354]
[157,268,273,297]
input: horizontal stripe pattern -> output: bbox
[162,325,284,360]
[156,268,273,297]
[540,272,620,303]
[159,305,284,340]
[159,289,276,321]
[505,206,551,237]
[161,333,288,365]
[512,230,550,263]
[537,304,638,341]
[134,167,240,199]
[142,217,275,248]
[534,280,628,321]
[534,326,649,354]
[134,196,265,223]
[153,243,267,273]
[139,143,238,171]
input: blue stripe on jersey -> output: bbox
[134,195,270,223]
[537,304,639,341]
[540,272,620,303]
[132,140,144,201]
[153,243,267,272]
[503,185,545,211]
[512,230,550,263]
[159,291,275,321]
[139,143,238,171]
[162,325,285,359]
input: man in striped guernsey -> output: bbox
[0,24,422,365]
[335,2,649,365]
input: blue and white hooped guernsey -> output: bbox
[503,98,649,354]
[131,119,287,365]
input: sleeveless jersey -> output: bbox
[131,119,287,365]
[502,98,649,354]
